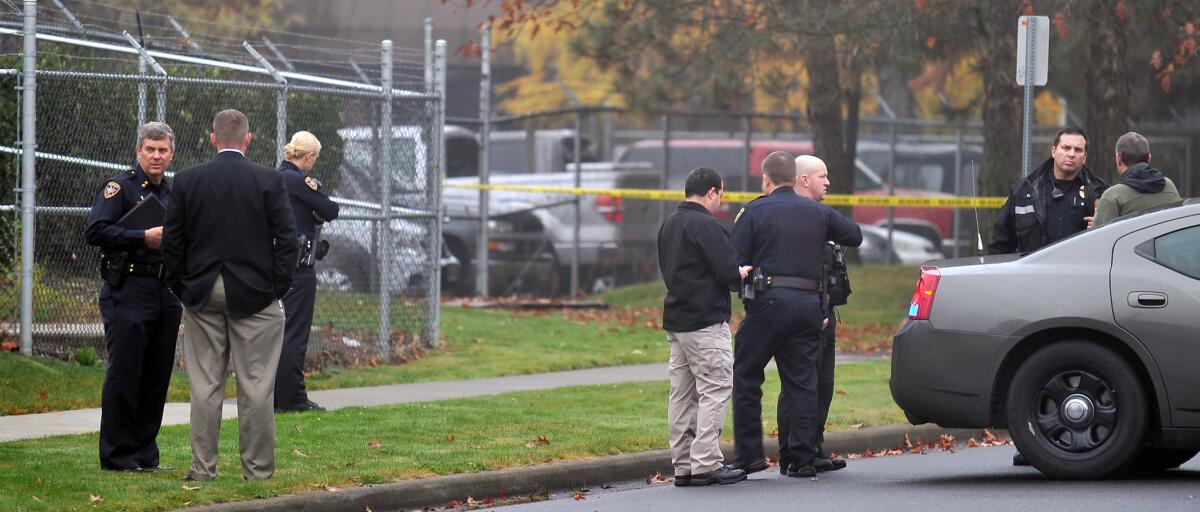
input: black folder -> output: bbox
[115,194,166,230]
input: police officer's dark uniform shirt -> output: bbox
[279,160,339,238]
[1044,177,1088,244]
[85,165,170,264]
[657,201,741,333]
[275,160,339,411]
[84,163,181,471]
[729,188,862,280]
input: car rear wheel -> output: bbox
[1006,340,1148,479]
[1127,447,1199,472]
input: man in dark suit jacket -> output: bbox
[163,109,298,482]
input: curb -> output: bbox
[182,424,1005,512]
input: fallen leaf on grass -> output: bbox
[31,496,42,502]
[523,435,550,448]
[182,485,200,491]
[293,448,308,457]
[835,390,847,397]
[38,391,48,401]
[368,439,383,448]
[849,423,864,430]
[326,486,339,492]
[89,495,103,503]
[293,426,303,433]
[445,434,456,442]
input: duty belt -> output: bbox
[104,259,167,280]
[765,275,820,291]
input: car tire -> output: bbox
[1127,447,1199,472]
[1006,340,1148,479]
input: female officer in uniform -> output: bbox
[275,131,339,412]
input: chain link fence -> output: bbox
[1,13,446,368]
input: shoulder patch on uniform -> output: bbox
[103,182,121,199]
[304,176,321,191]
[734,207,746,224]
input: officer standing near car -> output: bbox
[989,126,1108,255]
[275,131,339,413]
[85,121,182,471]
[727,151,862,478]
[775,155,850,474]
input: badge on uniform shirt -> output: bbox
[103,182,121,199]
[304,176,321,191]
[734,207,745,224]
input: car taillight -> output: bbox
[595,195,624,223]
[907,266,940,320]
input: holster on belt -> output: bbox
[99,253,128,288]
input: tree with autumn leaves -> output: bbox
[449,0,1200,215]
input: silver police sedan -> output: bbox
[891,199,1200,479]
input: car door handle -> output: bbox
[1128,292,1167,308]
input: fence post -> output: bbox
[427,39,446,348]
[424,18,434,94]
[741,115,752,192]
[378,40,394,360]
[18,0,36,356]
[571,112,582,296]
[137,56,146,129]
[658,113,671,229]
[476,25,491,297]
[122,32,167,123]
[876,94,898,265]
[242,41,287,166]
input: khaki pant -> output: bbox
[182,275,284,481]
[667,322,733,476]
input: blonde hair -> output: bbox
[283,131,322,161]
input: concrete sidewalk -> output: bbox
[0,355,880,443]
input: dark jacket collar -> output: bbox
[769,186,797,198]
[216,149,246,159]
[279,160,301,173]
[1026,157,1104,190]
[1117,162,1167,193]
[677,200,712,215]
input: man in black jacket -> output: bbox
[658,167,750,487]
[163,109,298,481]
[989,126,1108,255]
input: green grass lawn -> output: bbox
[0,265,915,415]
[0,361,899,512]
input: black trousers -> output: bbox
[777,313,837,466]
[733,289,824,466]
[97,275,182,470]
[276,265,316,409]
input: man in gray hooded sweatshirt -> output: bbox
[1092,132,1182,228]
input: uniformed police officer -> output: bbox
[727,151,862,478]
[275,131,339,413]
[85,121,182,471]
[776,155,850,474]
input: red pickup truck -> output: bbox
[617,138,976,251]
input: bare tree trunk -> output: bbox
[802,32,852,197]
[976,0,1024,250]
[1084,0,1129,184]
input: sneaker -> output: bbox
[690,466,748,485]
[778,458,793,476]
[673,474,692,487]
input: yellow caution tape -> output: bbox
[445,183,1007,209]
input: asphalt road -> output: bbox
[490,445,1200,512]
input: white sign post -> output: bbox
[1017,15,1049,177]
